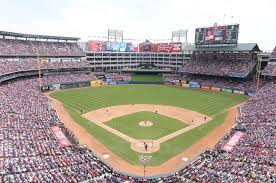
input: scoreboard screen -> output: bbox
[195,24,239,45]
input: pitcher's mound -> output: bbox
[139,121,153,127]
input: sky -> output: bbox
[0,0,275,50]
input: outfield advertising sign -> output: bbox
[182,83,190,88]
[91,80,103,87]
[233,90,245,95]
[201,85,210,90]
[109,81,117,85]
[190,84,200,88]
[222,88,233,93]
[53,84,61,91]
[189,81,199,85]
[211,87,221,91]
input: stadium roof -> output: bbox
[183,43,260,52]
[270,46,276,59]
[0,31,80,41]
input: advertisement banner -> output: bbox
[119,42,127,52]
[189,81,199,85]
[181,80,187,84]
[88,40,105,51]
[175,82,181,86]
[211,87,221,91]
[52,126,72,147]
[109,81,117,85]
[172,80,180,83]
[139,41,155,52]
[201,85,210,90]
[222,131,244,152]
[182,83,190,88]
[222,88,233,93]
[155,42,182,52]
[53,84,60,91]
[105,42,120,52]
[246,92,254,97]
[106,78,113,82]
[91,80,102,87]
[126,43,138,52]
[117,81,129,84]
[190,84,200,88]
[233,90,245,95]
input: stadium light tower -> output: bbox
[171,29,188,43]
[108,29,123,42]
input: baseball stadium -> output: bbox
[0,3,275,183]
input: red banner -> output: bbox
[155,42,182,52]
[52,126,72,147]
[222,131,244,152]
[201,85,210,90]
[88,40,105,51]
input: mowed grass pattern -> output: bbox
[131,74,162,82]
[51,85,247,165]
[105,111,188,140]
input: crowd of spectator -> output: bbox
[0,58,91,76]
[42,72,97,85]
[180,59,256,78]
[161,73,265,92]
[0,57,275,182]
[0,75,273,182]
[180,53,257,77]
[181,74,261,92]
[0,39,84,56]
[142,81,275,182]
[262,62,276,76]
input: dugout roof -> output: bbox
[184,43,260,52]
[0,31,80,41]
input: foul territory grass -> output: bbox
[51,85,247,165]
[105,111,188,140]
[131,74,162,82]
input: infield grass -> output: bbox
[105,111,188,140]
[51,85,247,166]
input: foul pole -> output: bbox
[37,55,42,92]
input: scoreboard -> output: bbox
[195,24,239,45]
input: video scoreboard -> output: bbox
[195,24,239,45]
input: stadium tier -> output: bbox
[0,29,275,182]
[262,62,276,76]
[86,51,184,72]
[0,31,84,57]
[0,75,274,182]
[179,43,260,78]
[271,46,276,60]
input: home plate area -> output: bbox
[131,140,160,153]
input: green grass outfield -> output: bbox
[51,85,247,166]
[105,111,188,140]
[131,74,162,82]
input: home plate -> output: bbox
[102,153,110,159]
[181,157,189,162]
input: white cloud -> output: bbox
[0,0,275,50]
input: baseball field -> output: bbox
[50,84,247,170]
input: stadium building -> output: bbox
[0,24,275,182]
